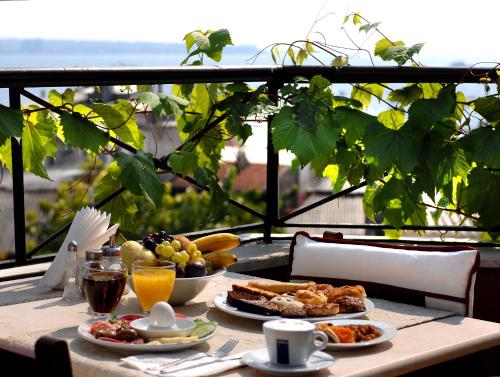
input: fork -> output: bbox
[154,338,239,372]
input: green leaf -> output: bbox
[137,85,152,92]
[374,38,404,58]
[407,87,455,130]
[359,22,381,33]
[364,121,420,173]
[352,12,362,25]
[387,84,423,107]
[136,92,161,109]
[0,139,12,172]
[168,150,199,176]
[22,111,58,179]
[331,56,348,68]
[305,40,314,53]
[93,100,144,150]
[94,162,138,230]
[461,126,500,167]
[426,141,470,188]
[377,109,405,130]
[474,97,500,123]
[209,180,229,219]
[332,107,378,146]
[297,49,308,65]
[182,29,233,63]
[350,83,385,109]
[271,46,280,64]
[287,48,296,64]
[48,88,74,106]
[115,151,164,206]
[461,168,500,228]
[419,83,442,99]
[0,104,23,146]
[60,112,108,153]
[271,106,339,166]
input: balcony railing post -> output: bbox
[264,81,281,243]
[9,87,27,264]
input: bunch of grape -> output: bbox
[141,230,208,278]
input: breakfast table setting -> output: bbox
[2,208,500,376]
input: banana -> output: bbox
[203,251,237,268]
[192,233,240,253]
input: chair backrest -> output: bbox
[289,232,480,316]
[0,336,73,377]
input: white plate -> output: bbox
[320,319,397,350]
[213,293,374,322]
[77,318,215,352]
[242,348,334,376]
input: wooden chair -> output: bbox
[0,336,73,377]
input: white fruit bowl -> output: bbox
[129,267,226,306]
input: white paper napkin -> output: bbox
[38,207,118,291]
[121,351,246,377]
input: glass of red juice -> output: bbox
[83,266,127,317]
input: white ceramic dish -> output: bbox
[242,348,334,376]
[320,319,397,350]
[213,293,374,322]
[130,267,226,306]
[130,317,195,338]
[169,267,226,306]
[77,319,215,352]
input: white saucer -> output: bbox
[242,348,334,376]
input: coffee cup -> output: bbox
[263,319,329,366]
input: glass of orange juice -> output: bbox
[132,260,176,313]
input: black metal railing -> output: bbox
[0,65,498,268]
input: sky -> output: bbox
[0,0,498,66]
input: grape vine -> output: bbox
[0,17,499,240]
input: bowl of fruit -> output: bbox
[121,231,240,306]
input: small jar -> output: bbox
[102,236,129,294]
[78,249,104,298]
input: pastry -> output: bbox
[226,290,282,316]
[295,290,328,305]
[247,280,316,294]
[304,303,340,317]
[269,296,304,310]
[334,295,366,313]
[232,284,280,300]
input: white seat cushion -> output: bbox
[289,232,480,316]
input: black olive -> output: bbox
[114,328,138,342]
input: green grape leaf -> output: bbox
[419,83,443,99]
[93,100,144,149]
[426,141,470,188]
[461,168,500,228]
[374,38,423,65]
[332,107,378,146]
[387,84,423,107]
[115,151,164,207]
[352,12,362,25]
[297,49,308,65]
[209,180,229,219]
[168,150,199,176]
[136,92,161,109]
[60,112,108,153]
[407,86,455,130]
[364,121,420,173]
[48,88,75,106]
[137,84,152,92]
[461,126,500,167]
[351,83,385,109]
[377,109,405,130]
[359,21,381,33]
[372,176,426,228]
[374,38,404,58]
[22,111,58,179]
[331,56,349,68]
[271,106,339,166]
[0,104,23,146]
[0,139,12,172]
[182,29,233,63]
[94,162,138,231]
[474,96,500,123]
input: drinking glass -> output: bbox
[132,260,176,313]
[83,263,127,318]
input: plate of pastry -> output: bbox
[213,280,374,322]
